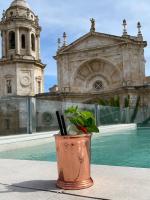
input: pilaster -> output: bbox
[27,28,32,56]
[16,27,20,55]
[1,31,5,58]
[5,31,7,58]
[122,44,132,85]
[36,33,40,60]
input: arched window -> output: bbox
[21,34,26,49]
[10,11,13,17]
[38,80,41,93]
[31,34,35,51]
[9,31,15,49]
[6,80,12,94]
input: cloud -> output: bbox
[33,0,150,76]
[0,0,150,83]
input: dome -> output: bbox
[10,0,30,9]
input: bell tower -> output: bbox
[0,0,45,97]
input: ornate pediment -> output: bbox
[58,32,129,53]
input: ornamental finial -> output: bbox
[122,19,127,36]
[137,21,143,39]
[57,38,61,50]
[63,32,67,46]
[2,10,5,21]
[90,18,95,32]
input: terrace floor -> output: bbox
[0,159,150,200]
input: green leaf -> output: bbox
[87,125,99,133]
[124,95,130,108]
[99,99,108,106]
[81,111,94,118]
[65,106,99,134]
[130,96,140,123]
[65,106,78,114]
[85,118,93,126]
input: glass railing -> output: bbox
[0,97,28,136]
[35,100,96,132]
[0,96,150,136]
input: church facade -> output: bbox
[42,19,150,107]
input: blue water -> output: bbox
[1,128,150,168]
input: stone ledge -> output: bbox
[0,124,137,152]
[99,123,137,135]
[0,159,150,200]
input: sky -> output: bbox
[1,0,150,91]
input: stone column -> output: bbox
[16,27,20,55]
[5,31,7,58]
[122,44,132,85]
[27,29,32,55]
[1,31,5,58]
[36,34,40,60]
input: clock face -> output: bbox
[20,75,31,87]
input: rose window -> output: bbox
[93,81,103,90]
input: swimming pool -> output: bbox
[1,128,150,168]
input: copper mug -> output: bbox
[55,134,93,190]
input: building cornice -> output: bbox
[56,31,147,56]
[36,85,150,99]
[0,19,41,31]
[0,59,46,69]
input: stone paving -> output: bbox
[0,159,150,200]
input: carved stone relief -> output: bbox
[73,59,121,92]
[20,71,31,88]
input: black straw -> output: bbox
[56,111,64,136]
[61,115,68,136]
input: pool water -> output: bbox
[1,128,150,168]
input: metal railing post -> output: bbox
[95,104,99,126]
[27,96,31,134]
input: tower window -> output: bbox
[10,11,13,17]
[31,34,35,51]
[6,80,12,94]
[21,34,26,49]
[38,81,41,93]
[9,31,15,49]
